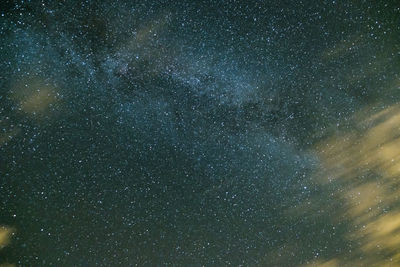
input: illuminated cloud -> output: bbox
[9,76,59,117]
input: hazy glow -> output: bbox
[0,226,14,249]
[312,104,400,265]
[10,77,58,115]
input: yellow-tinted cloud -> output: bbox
[9,76,59,116]
[0,226,15,249]
[311,104,400,265]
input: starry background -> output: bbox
[0,0,399,266]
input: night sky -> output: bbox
[1,1,400,266]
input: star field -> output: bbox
[1,1,399,266]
